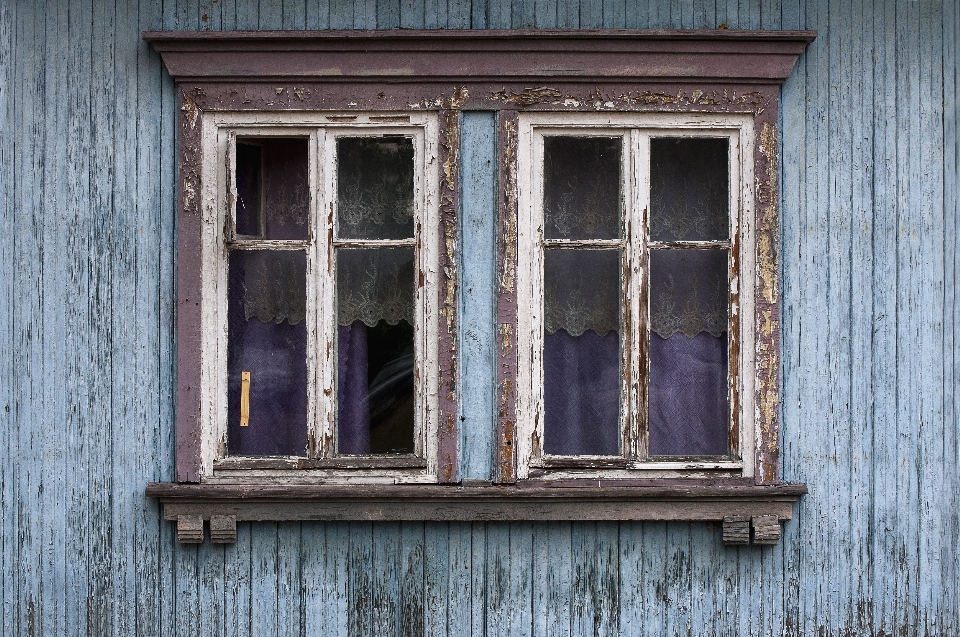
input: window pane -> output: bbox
[337,137,415,240]
[227,249,308,456]
[543,248,621,456]
[650,138,729,242]
[337,247,415,454]
[235,138,310,240]
[648,248,728,456]
[543,136,622,240]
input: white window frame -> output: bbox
[197,111,441,484]
[515,112,757,480]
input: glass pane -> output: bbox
[650,138,729,242]
[337,247,415,454]
[235,138,310,240]
[648,248,729,456]
[227,250,308,456]
[235,142,261,236]
[543,248,621,456]
[337,137,415,240]
[543,136,622,240]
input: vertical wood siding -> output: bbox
[1,1,957,635]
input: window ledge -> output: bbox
[146,481,805,546]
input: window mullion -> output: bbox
[316,128,336,460]
[632,129,650,463]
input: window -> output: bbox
[199,113,441,483]
[515,113,755,479]
[145,29,813,545]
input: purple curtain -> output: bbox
[226,251,308,456]
[648,332,728,456]
[543,329,621,456]
[337,321,371,455]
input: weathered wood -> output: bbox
[209,514,237,544]
[144,28,816,85]
[150,482,804,535]
[176,515,205,543]
[722,515,751,544]
[3,1,959,635]
[750,514,780,545]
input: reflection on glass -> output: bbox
[650,138,729,242]
[336,247,415,454]
[648,248,729,456]
[235,138,310,240]
[227,249,308,456]
[543,137,622,240]
[543,248,621,456]
[337,137,415,240]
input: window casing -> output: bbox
[198,112,441,483]
[515,113,755,479]
[144,29,813,543]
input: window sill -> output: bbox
[146,480,805,546]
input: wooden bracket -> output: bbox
[176,514,204,544]
[751,514,782,544]
[210,514,237,544]
[722,515,751,545]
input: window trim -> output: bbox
[515,112,756,480]
[144,28,815,544]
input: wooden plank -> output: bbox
[603,0,626,28]
[447,0,470,28]
[916,0,948,625]
[348,522,374,635]
[376,0,400,28]
[197,543,227,637]
[398,522,425,636]
[484,523,511,635]
[944,0,960,628]
[443,522,476,636]
[305,0,330,29]
[895,1,922,632]
[400,0,425,28]
[0,0,14,632]
[423,522,449,636]
[459,112,497,482]
[868,1,899,632]
[823,0,854,630]
[223,523,253,637]
[843,0,875,632]
[571,521,619,636]
[532,522,571,637]
[282,0,308,29]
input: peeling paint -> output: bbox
[490,86,563,106]
[180,92,199,128]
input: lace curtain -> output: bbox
[337,137,415,240]
[235,250,307,326]
[649,137,729,242]
[543,248,728,339]
[336,247,415,328]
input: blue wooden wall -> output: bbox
[1,0,958,635]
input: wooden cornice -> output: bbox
[143,29,816,86]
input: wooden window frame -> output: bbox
[515,112,755,479]
[198,113,442,484]
[144,29,813,545]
